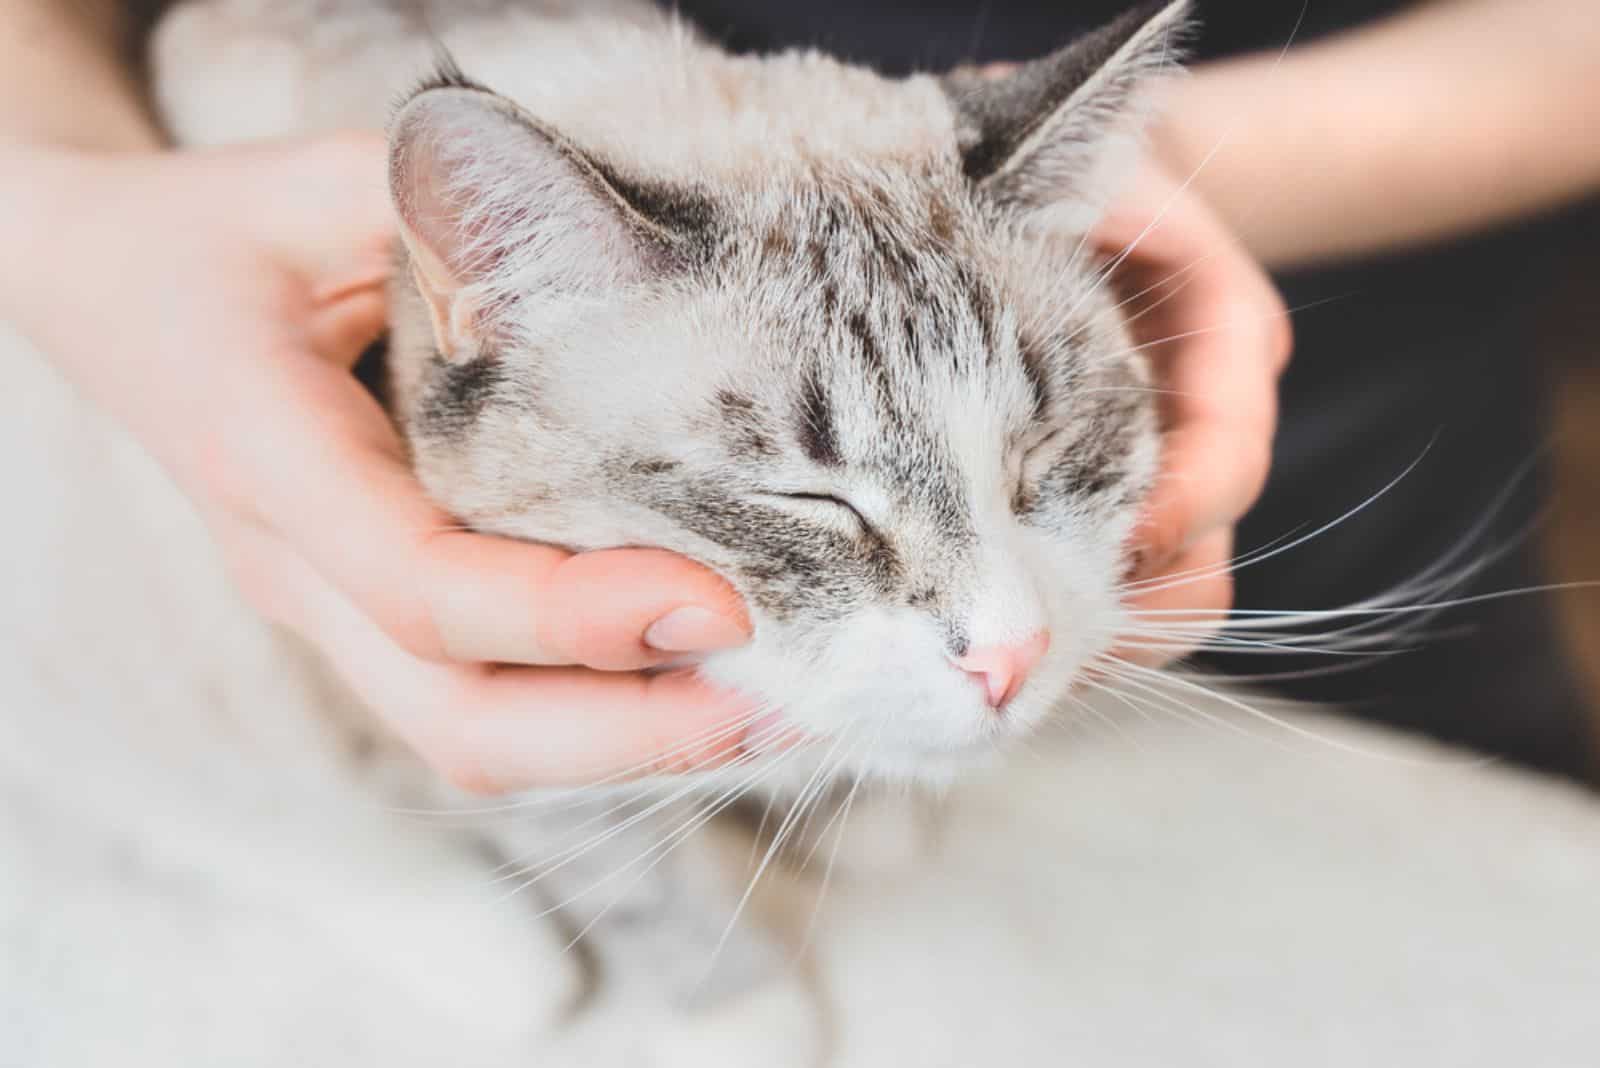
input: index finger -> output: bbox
[1097,178,1291,572]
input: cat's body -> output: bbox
[145,1,1187,1060]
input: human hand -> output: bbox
[957,60,1291,666]
[2,134,758,793]
[1095,159,1293,665]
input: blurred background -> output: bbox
[1541,200,1600,783]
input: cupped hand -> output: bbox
[1093,159,1293,665]
[4,134,758,793]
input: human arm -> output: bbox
[1157,0,1600,269]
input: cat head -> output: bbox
[386,1,1188,784]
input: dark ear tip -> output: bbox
[427,49,476,90]
[1130,0,1193,24]
[415,48,493,98]
[944,0,1194,199]
[389,50,497,133]
[1102,0,1196,55]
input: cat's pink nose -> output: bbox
[955,630,1051,710]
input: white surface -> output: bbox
[4,325,1600,1066]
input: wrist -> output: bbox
[1145,54,1323,269]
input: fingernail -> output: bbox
[644,607,748,654]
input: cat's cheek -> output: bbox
[690,640,808,732]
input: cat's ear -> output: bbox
[390,81,697,362]
[944,0,1190,221]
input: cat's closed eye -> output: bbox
[757,491,875,534]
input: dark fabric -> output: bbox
[680,0,1410,69]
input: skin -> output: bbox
[1154,0,1600,269]
[0,0,1287,793]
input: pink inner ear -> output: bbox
[388,87,651,361]
[394,160,508,363]
[390,91,567,360]
[391,97,523,289]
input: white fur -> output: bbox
[5,317,1600,1063]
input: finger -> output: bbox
[1139,296,1281,551]
[422,538,749,669]
[1109,190,1288,569]
[229,131,396,276]
[446,668,765,793]
[1115,528,1235,668]
[1095,163,1291,380]
[240,523,762,793]
[222,347,749,670]
[307,285,389,368]
[1129,399,1273,573]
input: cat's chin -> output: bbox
[755,726,1014,791]
[844,739,1009,789]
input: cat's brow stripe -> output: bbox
[716,389,780,458]
[1019,342,1053,416]
[796,365,842,467]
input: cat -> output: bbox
[149,0,1188,1062]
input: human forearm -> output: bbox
[0,0,165,328]
[1157,0,1600,269]
[0,0,160,151]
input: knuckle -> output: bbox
[540,582,601,665]
[1210,571,1237,616]
[191,437,258,521]
[213,532,302,630]
[367,588,450,662]
[1141,495,1191,569]
[1268,312,1295,372]
[647,733,735,779]
[644,746,697,779]
[386,543,457,662]
[1242,439,1274,502]
[636,677,743,778]
[436,754,506,797]
[387,674,512,793]
[232,573,293,629]
[393,614,450,663]
[418,724,508,797]
[1250,282,1295,374]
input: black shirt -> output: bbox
[680,0,1398,69]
